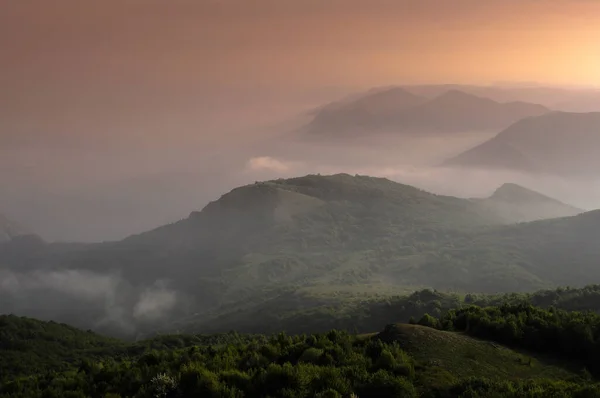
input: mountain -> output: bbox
[400,90,549,133]
[0,174,586,338]
[442,111,600,175]
[63,174,512,295]
[472,183,583,223]
[306,87,426,135]
[305,88,549,136]
[0,213,27,242]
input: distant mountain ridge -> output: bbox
[306,88,549,136]
[443,111,600,175]
[402,84,600,112]
[472,183,583,224]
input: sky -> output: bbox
[2,0,599,143]
[2,0,600,241]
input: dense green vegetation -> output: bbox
[0,315,123,380]
[435,303,600,376]
[2,312,600,397]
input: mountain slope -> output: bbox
[0,314,123,380]
[377,323,579,389]
[472,183,583,223]
[398,90,548,133]
[1,174,591,337]
[68,174,510,292]
[306,87,426,135]
[428,210,600,292]
[0,175,523,336]
[306,88,548,136]
[443,111,600,175]
[2,316,594,397]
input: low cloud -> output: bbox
[133,281,178,322]
[243,155,600,210]
[0,268,179,337]
[246,156,298,173]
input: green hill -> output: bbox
[433,210,600,292]
[1,314,597,397]
[66,173,579,296]
[0,174,592,338]
[0,315,124,381]
[377,323,581,390]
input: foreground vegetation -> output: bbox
[5,297,600,397]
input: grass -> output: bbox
[377,324,584,390]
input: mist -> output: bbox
[0,268,180,337]
[3,99,600,242]
[3,0,600,241]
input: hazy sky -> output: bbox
[2,0,600,241]
[3,0,599,104]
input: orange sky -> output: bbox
[1,0,599,143]
[2,0,599,90]
[2,0,600,241]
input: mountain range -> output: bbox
[305,88,549,136]
[0,174,589,337]
[402,84,600,112]
[443,111,600,175]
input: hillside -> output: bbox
[429,210,600,292]
[377,323,579,390]
[0,314,123,380]
[472,183,583,223]
[0,174,592,338]
[306,88,548,136]
[443,111,600,175]
[174,283,600,338]
[46,175,507,315]
[1,314,596,397]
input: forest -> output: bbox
[5,290,600,397]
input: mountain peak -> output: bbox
[489,183,581,213]
[442,111,600,175]
[491,183,558,203]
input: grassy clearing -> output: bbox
[377,324,584,390]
